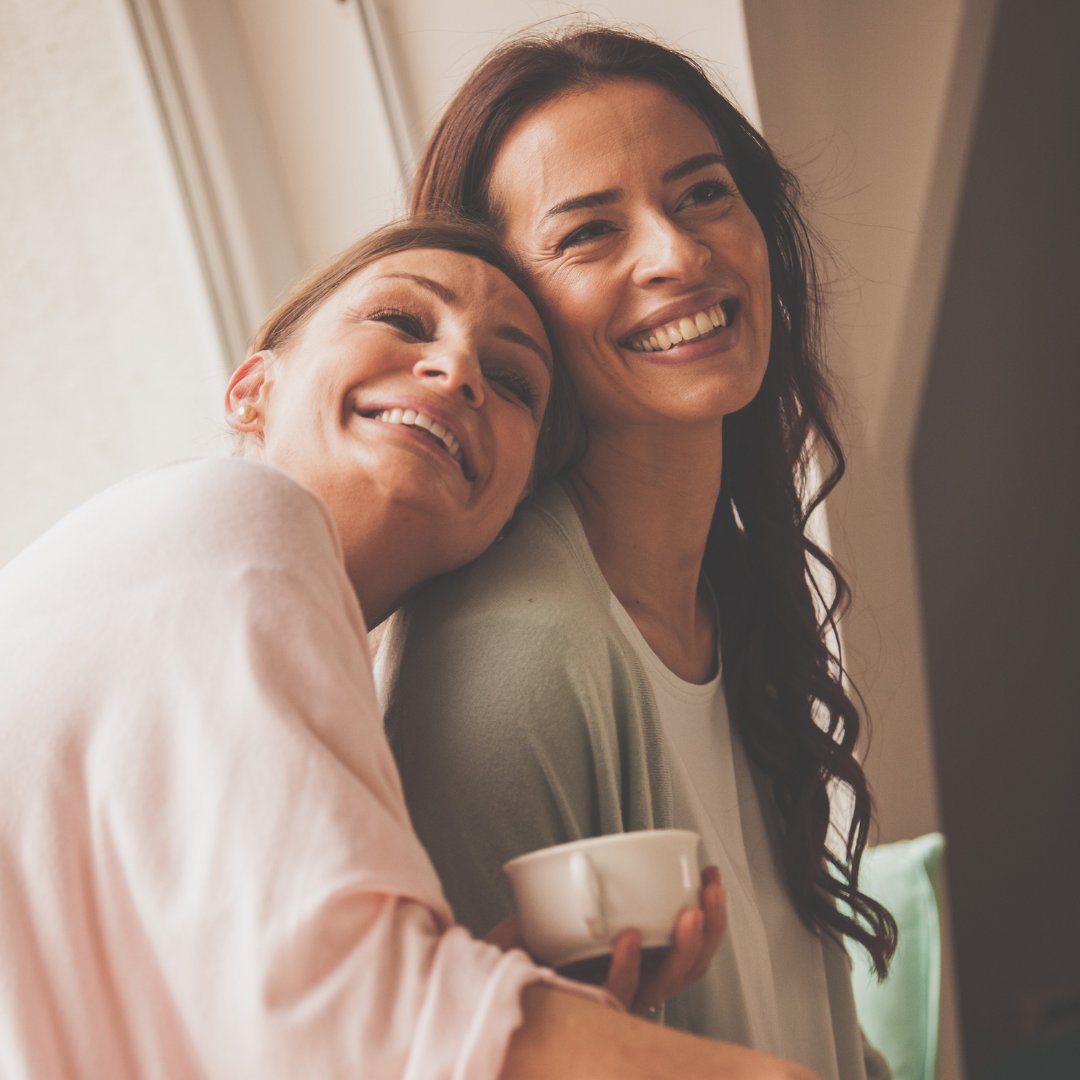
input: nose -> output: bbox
[630,213,710,286]
[413,344,485,407]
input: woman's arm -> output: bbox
[503,986,823,1080]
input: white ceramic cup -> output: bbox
[502,829,702,969]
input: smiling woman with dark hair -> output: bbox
[379,26,898,1080]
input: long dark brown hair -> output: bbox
[411,26,897,976]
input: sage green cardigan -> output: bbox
[376,483,887,1079]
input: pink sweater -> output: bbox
[0,459,600,1079]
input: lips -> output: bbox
[627,300,736,353]
[356,404,475,480]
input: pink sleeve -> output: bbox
[73,462,611,1078]
[299,900,609,1080]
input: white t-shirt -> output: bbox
[610,594,853,1080]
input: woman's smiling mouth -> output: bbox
[627,300,736,353]
[358,406,474,479]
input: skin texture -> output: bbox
[490,79,772,683]
[226,248,552,625]
[503,985,822,1080]
[490,79,771,435]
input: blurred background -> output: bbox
[2,2,1077,1076]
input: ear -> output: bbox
[224,352,273,437]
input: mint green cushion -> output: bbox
[848,833,946,1080]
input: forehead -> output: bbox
[491,80,719,203]
[348,247,528,310]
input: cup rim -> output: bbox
[502,828,701,873]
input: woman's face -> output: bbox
[488,79,771,437]
[236,248,551,574]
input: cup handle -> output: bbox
[570,851,607,940]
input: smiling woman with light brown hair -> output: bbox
[0,215,821,1080]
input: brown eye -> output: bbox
[678,179,735,209]
[556,220,617,252]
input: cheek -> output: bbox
[535,266,608,348]
[496,419,542,499]
[742,220,772,293]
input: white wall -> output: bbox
[193,0,762,287]
[0,0,226,565]
[379,0,760,147]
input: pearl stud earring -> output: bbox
[236,402,257,424]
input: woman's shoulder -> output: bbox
[134,457,329,531]
[121,457,337,560]
[377,482,638,713]
[35,457,328,540]
[394,481,610,636]
[4,459,340,601]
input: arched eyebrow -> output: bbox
[380,272,458,303]
[540,153,727,222]
[541,189,620,222]
[662,152,726,183]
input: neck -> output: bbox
[320,485,453,631]
[342,525,422,631]
[564,421,724,681]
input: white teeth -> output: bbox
[630,302,731,352]
[371,408,463,465]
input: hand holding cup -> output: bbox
[502,830,725,1013]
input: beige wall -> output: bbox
[744,0,994,847]
[743,4,1000,1076]
[0,0,225,565]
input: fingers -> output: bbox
[603,928,642,1011]
[686,865,726,982]
[633,904,705,1012]
[630,865,726,1010]
[559,865,726,1017]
